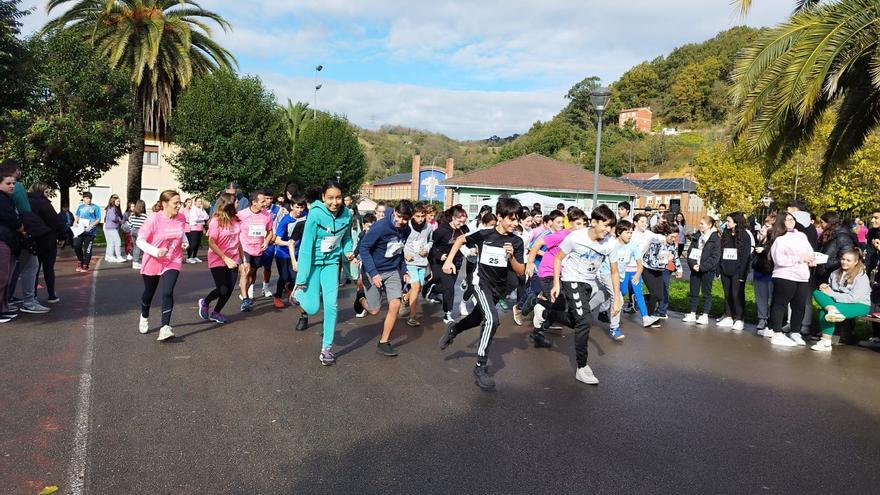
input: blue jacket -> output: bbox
[294,201,353,285]
[358,215,410,278]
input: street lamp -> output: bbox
[589,86,612,208]
[314,64,323,119]
[336,169,342,183]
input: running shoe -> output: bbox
[682,312,696,323]
[643,315,661,327]
[138,316,149,334]
[398,302,410,317]
[717,317,734,328]
[47,296,60,304]
[756,319,767,331]
[498,299,509,311]
[247,284,254,300]
[320,348,336,365]
[80,265,89,273]
[439,321,456,349]
[132,262,141,270]
[273,297,285,309]
[732,320,744,332]
[696,314,709,325]
[193,257,202,263]
[655,313,668,320]
[406,317,420,327]
[770,333,797,347]
[126,254,133,261]
[443,311,455,324]
[513,307,523,326]
[198,298,209,320]
[295,314,309,331]
[157,325,175,341]
[858,336,880,349]
[240,298,252,312]
[8,297,23,307]
[75,265,84,273]
[811,339,832,352]
[0,315,13,324]
[533,305,546,329]
[353,293,365,317]
[262,285,272,298]
[609,327,625,341]
[789,332,807,346]
[757,329,775,338]
[376,341,398,357]
[622,302,635,314]
[575,365,599,385]
[1,311,19,319]
[209,311,228,324]
[20,302,50,314]
[528,330,552,348]
[473,365,495,391]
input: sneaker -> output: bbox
[426,297,442,304]
[194,257,203,263]
[8,297,23,307]
[320,347,336,365]
[643,315,661,328]
[498,299,509,311]
[139,316,149,334]
[273,297,285,309]
[789,332,806,346]
[186,258,196,264]
[47,296,60,304]
[575,365,599,385]
[459,300,471,317]
[20,302,50,314]
[132,262,141,269]
[528,330,552,348]
[295,314,309,331]
[656,313,668,320]
[858,336,880,349]
[0,315,13,323]
[353,294,366,317]
[696,314,709,325]
[240,298,252,312]
[0,311,18,319]
[198,298,209,320]
[609,327,625,341]
[717,317,734,328]
[407,317,420,327]
[376,341,398,357]
[533,305,546,329]
[598,311,610,324]
[209,311,228,324]
[75,265,84,273]
[732,320,744,332]
[157,325,175,341]
[262,285,273,298]
[757,328,775,338]
[289,288,303,308]
[513,306,523,326]
[623,302,635,314]
[811,339,833,352]
[126,254,133,261]
[824,310,846,323]
[473,365,495,391]
[398,303,410,318]
[247,284,254,300]
[80,265,89,273]
[756,319,767,331]
[439,322,456,349]
[682,312,696,323]
[443,311,455,324]
[770,333,797,347]
[114,257,128,263]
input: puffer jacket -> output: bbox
[719,229,752,280]
[685,229,721,274]
[294,201,353,285]
[817,225,857,283]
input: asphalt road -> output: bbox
[2,248,880,494]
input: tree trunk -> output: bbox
[127,90,145,204]
[59,180,70,209]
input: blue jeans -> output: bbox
[660,270,671,315]
[621,271,649,317]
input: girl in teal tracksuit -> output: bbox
[294,181,354,366]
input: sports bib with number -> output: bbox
[320,235,341,253]
[689,248,702,261]
[723,248,738,260]
[385,241,404,258]
[249,225,266,237]
[479,245,507,267]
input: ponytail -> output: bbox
[152,189,180,213]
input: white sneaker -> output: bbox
[157,325,175,341]
[811,339,833,352]
[770,333,797,347]
[757,328,775,338]
[732,320,744,332]
[132,262,141,269]
[717,317,734,328]
[139,316,149,334]
[262,285,273,298]
[126,254,133,261]
[682,312,697,323]
[248,284,254,300]
[459,300,471,317]
[696,314,709,325]
[443,311,455,324]
[194,257,203,263]
[789,332,806,346]
[575,365,599,385]
[642,315,661,328]
[533,305,546,329]
[115,256,128,263]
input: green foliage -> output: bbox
[169,70,292,197]
[280,100,313,157]
[0,0,34,132]
[613,63,660,110]
[1,30,132,207]
[693,143,764,213]
[292,114,367,195]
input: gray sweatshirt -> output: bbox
[404,220,433,267]
[828,269,871,306]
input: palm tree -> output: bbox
[42,0,236,202]
[731,0,880,179]
[734,0,822,16]
[280,99,312,157]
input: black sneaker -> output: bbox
[756,319,767,331]
[528,330,552,348]
[439,321,456,349]
[295,314,308,331]
[598,311,610,324]
[473,365,495,391]
[656,313,668,320]
[377,341,399,357]
[240,298,252,312]
[623,303,635,314]
[353,291,365,315]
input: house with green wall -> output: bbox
[442,153,652,216]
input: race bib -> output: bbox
[385,241,404,258]
[723,248,738,260]
[320,235,340,253]
[689,248,702,261]
[249,224,266,237]
[479,245,507,267]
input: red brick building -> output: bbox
[618,107,652,133]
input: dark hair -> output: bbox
[306,187,321,204]
[616,219,634,236]
[248,189,265,203]
[723,212,749,245]
[495,197,522,220]
[556,203,564,210]
[675,212,686,225]
[0,158,20,176]
[617,201,631,213]
[542,214,551,224]
[567,207,588,223]
[478,204,492,216]
[787,199,808,212]
[212,192,238,227]
[414,203,427,214]
[819,211,843,245]
[395,199,415,218]
[285,183,298,197]
[658,203,667,209]
[769,211,796,244]
[530,209,542,217]
[133,199,146,216]
[481,212,497,225]
[82,191,93,200]
[532,203,542,211]
[290,193,307,207]
[633,213,648,224]
[443,205,467,224]
[226,181,239,190]
[362,213,377,224]
[28,182,51,197]
[548,210,565,221]
[322,180,343,195]
[591,204,617,228]
[652,222,676,236]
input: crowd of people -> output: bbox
[2,158,879,390]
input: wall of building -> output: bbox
[633,191,708,230]
[453,187,634,217]
[370,183,411,201]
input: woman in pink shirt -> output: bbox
[136,190,188,341]
[768,212,817,347]
[197,193,242,324]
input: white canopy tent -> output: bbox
[477,192,581,213]
[357,197,377,213]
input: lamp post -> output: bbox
[336,169,342,183]
[314,64,323,119]
[589,87,612,209]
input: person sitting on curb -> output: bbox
[811,247,871,352]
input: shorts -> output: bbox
[242,252,263,269]
[260,250,274,268]
[406,265,426,285]
[364,271,404,310]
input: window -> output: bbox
[468,195,491,215]
[87,186,112,209]
[143,144,159,167]
[141,188,159,205]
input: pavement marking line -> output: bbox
[64,262,100,495]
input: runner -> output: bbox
[73,191,101,273]
[423,206,469,316]
[136,190,188,341]
[259,191,283,298]
[272,193,308,310]
[438,198,525,391]
[293,180,354,365]
[351,213,376,320]
[355,200,414,356]
[641,222,683,320]
[549,205,621,385]
[458,212,496,319]
[400,203,432,327]
[237,190,274,312]
[197,193,242,324]
[605,219,661,339]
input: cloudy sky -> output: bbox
[19,1,792,140]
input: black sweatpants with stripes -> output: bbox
[561,280,594,368]
[450,279,500,366]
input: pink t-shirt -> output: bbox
[857,225,868,244]
[181,207,192,232]
[139,212,186,276]
[206,217,241,269]
[236,208,272,256]
[537,229,573,278]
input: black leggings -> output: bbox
[142,270,180,326]
[186,231,203,259]
[643,268,665,316]
[720,273,744,320]
[36,234,58,299]
[769,277,810,334]
[275,257,294,297]
[689,270,714,314]
[206,266,236,313]
[74,233,95,266]
[439,270,458,313]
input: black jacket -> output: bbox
[719,230,752,279]
[685,230,721,274]
[817,225,857,283]
[0,191,22,256]
[430,223,469,266]
[27,192,65,240]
